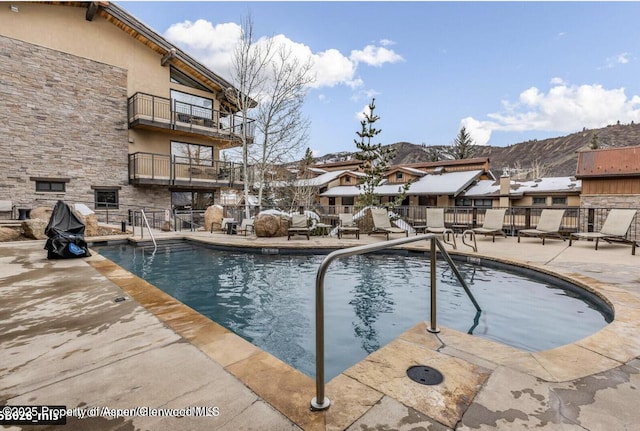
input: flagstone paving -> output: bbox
[1,231,639,430]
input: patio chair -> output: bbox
[461,208,507,252]
[337,213,360,239]
[369,208,408,240]
[425,208,456,249]
[238,218,254,236]
[517,209,566,245]
[287,214,310,240]
[0,200,14,220]
[569,209,637,255]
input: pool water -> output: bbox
[97,243,611,381]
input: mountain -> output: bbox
[314,122,640,179]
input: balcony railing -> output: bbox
[127,92,255,142]
[128,152,252,187]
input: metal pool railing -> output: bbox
[311,233,481,411]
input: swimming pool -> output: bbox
[97,242,612,381]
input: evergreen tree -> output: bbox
[446,126,476,159]
[588,131,599,150]
[354,98,410,210]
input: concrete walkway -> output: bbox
[1,231,639,430]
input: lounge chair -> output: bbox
[287,214,310,240]
[461,208,507,252]
[369,208,408,240]
[238,218,254,236]
[0,200,14,219]
[569,209,637,255]
[517,209,566,245]
[424,208,456,249]
[337,213,360,239]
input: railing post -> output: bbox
[427,237,440,333]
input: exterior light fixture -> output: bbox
[10,5,19,12]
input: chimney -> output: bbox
[499,174,510,208]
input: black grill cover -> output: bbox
[44,200,91,259]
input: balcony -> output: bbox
[128,152,253,188]
[127,92,254,144]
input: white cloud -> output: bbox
[550,77,565,85]
[603,52,630,69]
[350,45,404,67]
[460,117,497,146]
[164,19,241,78]
[163,19,401,92]
[464,82,640,145]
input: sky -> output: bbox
[119,1,640,159]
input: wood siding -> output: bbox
[581,178,640,195]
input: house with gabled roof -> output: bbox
[0,2,254,219]
[318,158,494,211]
[576,145,640,208]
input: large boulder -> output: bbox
[83,213,99,237]
[30,206,53,222]
[254,211,289,237]
[204,205,224,232]
[0,227,21,242]
[21,219,48,240]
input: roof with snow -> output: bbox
[463,177,581,197]
[321,170,484,197]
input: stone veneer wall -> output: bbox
[579,194,640,240]
[0,35,171,220]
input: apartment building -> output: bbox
[0,2,252,220]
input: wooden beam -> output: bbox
[161,48,176,67]
[86,2,99,21]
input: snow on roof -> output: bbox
[290,169,348,187]
[463,180,500,197]
[512,177,581,193]
[463,177,581,198]
[308,167,328,174]
[321,170,483,197]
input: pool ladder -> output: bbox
[134,209,157,252]
[311,233,481,411]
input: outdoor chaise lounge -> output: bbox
[238,218,254,236]
[337,213,360,239]
[287,214,310,240]
[0,200,14,219]
[517,209,566,245]
[461,208,507,252]
[369,208,408,240]
[423,208,456,249]
[569,209,637,255]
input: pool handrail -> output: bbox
[137,209,157,252]
[311,233,480,411]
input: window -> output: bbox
[170,67,210,92]
[34,179,67,192]
[171,141,213,166]
[342,196,355,206]
[171,90,213,120]
[344,176,351,183]
[533,197,546,205]
[171,191,214,211]
[455,198,473,207]
[94,189,119,209]
[395,172,403,180]
[552,196,567,206]
[418,196,436,206]
[473,199,493,208]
